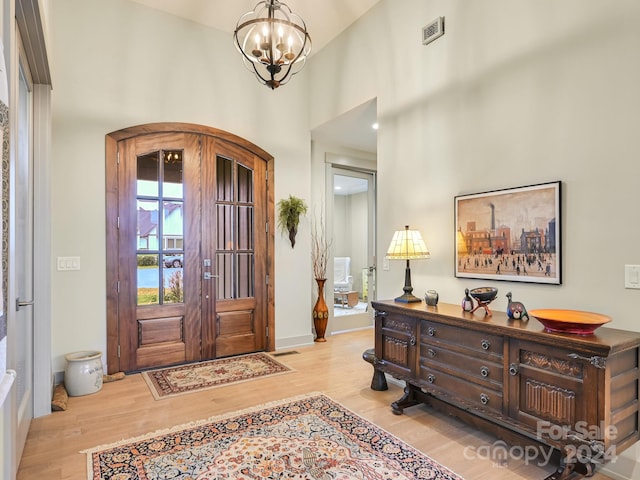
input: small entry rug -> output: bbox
[141,352,293,400]
[84,393,464,479]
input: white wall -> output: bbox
[45,0,640,474]
[49,0,640,374]
[308,1,640,475]
[49,0,314,372]
[310,0,640,330]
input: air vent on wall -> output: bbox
[422,16,445,45]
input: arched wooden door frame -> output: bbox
[105,123,275,373]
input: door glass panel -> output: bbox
[215,155,255,300]
[137,152,159,197]
[163,151,183,198]
[217,205,233,250]
[136,150,184,305]
[137,253,159,305]
[163,253,184,268]
[216,253,233,299]
[164,268,184,303]
[237,253,254,297]
[163,201,183,249]
[237,206,253,250]
[137,199,158,250]
[217,156,233,201]
[237,164,253,202]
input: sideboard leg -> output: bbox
[581,462,595,477]
[391,383,419,415]
[544,447,595,480]
[545,461,575,480]
[362,348,388,391]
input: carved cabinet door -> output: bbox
[374,311,418,380]
[507,339,599,439]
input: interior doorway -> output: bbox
[310,98,378,335]
[11,42,35,473]
[106,124,275,373]
[330,167,376,330]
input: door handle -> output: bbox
[16,298,34,311]
[203,272,219,280]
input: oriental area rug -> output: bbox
[141,352,293,400]
[83,393,464,480]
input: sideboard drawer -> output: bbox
[420,343,503,389]
[419,365,504,414]
[421,320,504,360]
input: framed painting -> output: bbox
[455,181,561,285]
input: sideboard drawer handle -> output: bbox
[509,363,519,376]
[480,393,490,405]
[481,339,491,350]
[427,348,436,358]
[427,374,436,383]
[480,366,489,377]
[410,335,417,346]
[428,327,436,337]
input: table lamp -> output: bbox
[385,225,430,303]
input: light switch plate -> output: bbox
[625,265,640,289]
[57,256,81,271]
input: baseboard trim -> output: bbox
[275,334,315,350]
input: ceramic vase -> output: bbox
[425,290,439,306]
[64,350,104,396]
[313,278,329,342]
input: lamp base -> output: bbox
[394,293,422,303]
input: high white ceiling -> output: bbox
[127,0,379,154]
[128,0,382,54]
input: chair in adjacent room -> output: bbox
[334,257,353,292]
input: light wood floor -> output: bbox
[17,328,614,480]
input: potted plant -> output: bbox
[277,195,308,248]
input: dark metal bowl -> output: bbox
[469,287,498,303]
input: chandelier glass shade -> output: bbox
[234,0,312,90]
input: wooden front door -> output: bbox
[201,137,268,358]
[106,124,274,373]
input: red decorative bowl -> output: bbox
[529,309,611,335]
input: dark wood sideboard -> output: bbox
[371,300,640,480]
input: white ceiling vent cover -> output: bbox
[422,17,444,45]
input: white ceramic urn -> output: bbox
[64,351,104,396]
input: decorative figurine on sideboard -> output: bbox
[506,291,529,321]
[469,287,498,316]
[425,290,439,306]
[461,288,474,312]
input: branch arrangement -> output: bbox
[311,208,331,280]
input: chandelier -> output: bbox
[233,0,312,90]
